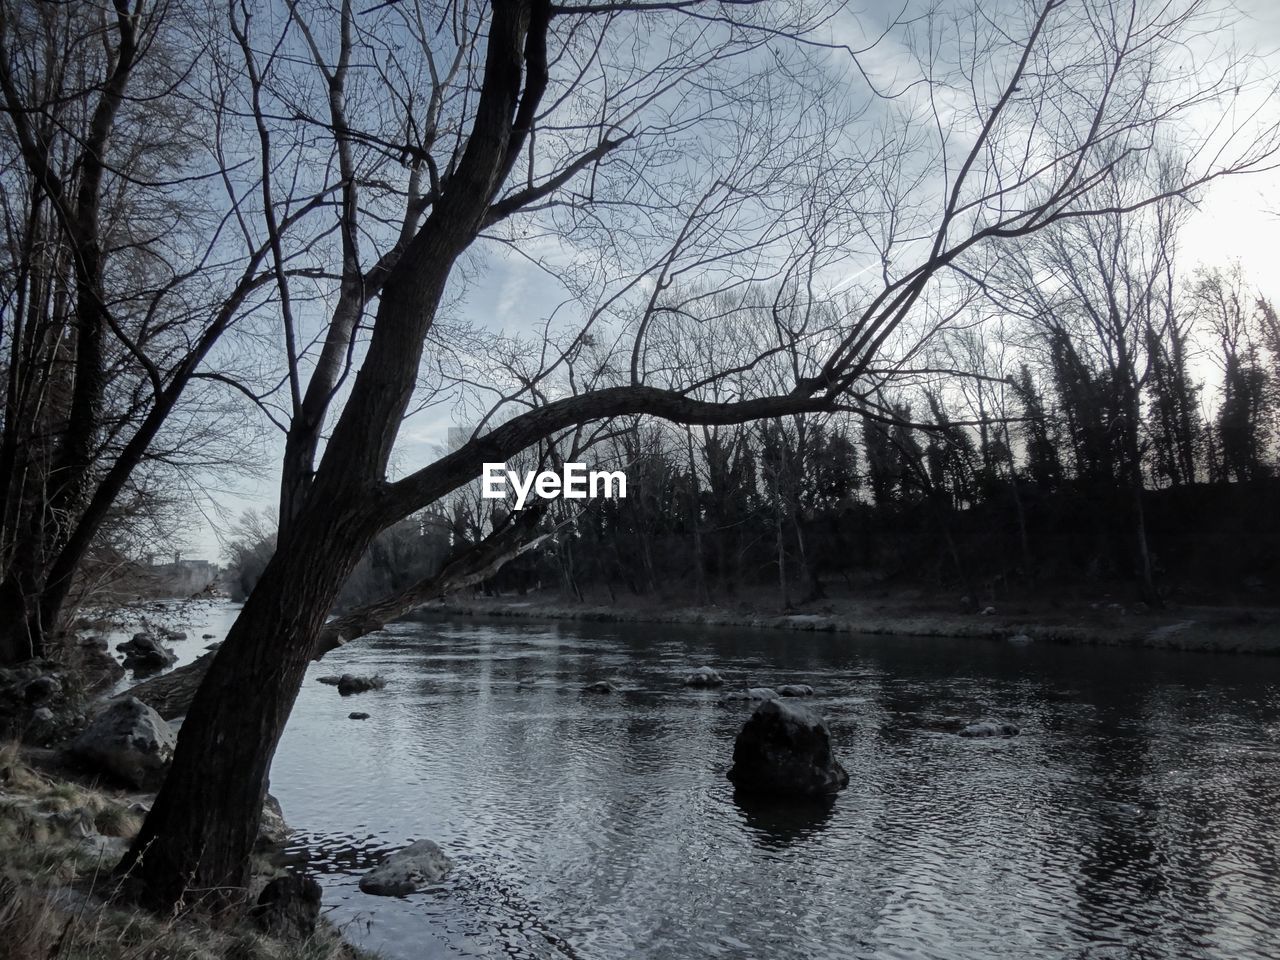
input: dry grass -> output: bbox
[0,744,375,960]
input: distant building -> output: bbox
[147,554,219,596]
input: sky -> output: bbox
[178,0,1280,562]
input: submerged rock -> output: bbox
[957,721,1020,738]
[1007,633,1033,646]
[67,697,175,788]
[584,680,617,694]
[683,666,723,688]
[252,874,322,940]
[777,684,815,697]
[337,674,386,696]
[359,839,453,896]
[727,699,849,798]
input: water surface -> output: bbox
[263,614,1280,960]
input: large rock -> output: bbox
[116,634,177,672]
[336,674,386,696]
[252,874,322,940]
[683,666,723,688]
[359,839,453,896]
[67,697,175,788]
[727,699,849,799]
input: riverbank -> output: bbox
[0,741,375,960]
[423,591,1280,654]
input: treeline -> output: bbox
[464,262,1280,607]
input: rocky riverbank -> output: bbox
[423,592,1280,654]
[0,740,373,960]
[0,601,378,960]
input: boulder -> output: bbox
[251,874,322,941]
[23,675,63,704]
[67,697,175,788]
[358,839,453,896]
[727,699,849,798]
[336,674,386,696]
[957,721,1019,738]
[777,684,814,697]
[583,680,617,694]
[116,634,177,672]
[683,666,723,688]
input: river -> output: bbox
[172,610,1271,960]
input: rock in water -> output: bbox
[957,721,1020,738]
[777,684,815,697]
[348,712,370,720]
[67,697,175,788]
[116,634,177,672]
[252,874,322,940]
[683,666,723,688]
[727,699,849,798]
[584,680,617,694]
[359,839,453,896]
[336,674,386,696]
[1007,633,1033,646]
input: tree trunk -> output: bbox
[115,510,375,910]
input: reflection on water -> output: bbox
[263,613,1280,960]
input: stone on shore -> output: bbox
[359,839,453,896]
[957,721,1020,738]
[67,697,175,789]
[256,793,292,849]
[252,874,322,940]
[683,666,723,688]
[337,674,386,696]
[727,699,849,798]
